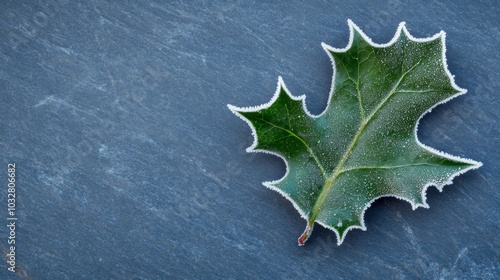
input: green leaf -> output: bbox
[228,20,482,246]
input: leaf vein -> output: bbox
[253,116,328,179]
[340,163,442,174]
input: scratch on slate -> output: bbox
[34,95,97,118]
[397,211,422,253]
[448,247,469,274]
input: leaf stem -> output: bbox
[298,220,314,246]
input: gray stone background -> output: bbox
[0,1,498,279]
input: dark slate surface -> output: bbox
[1,1,498,279]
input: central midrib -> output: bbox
[306,59,422,229]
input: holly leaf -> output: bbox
[228,20,481,246]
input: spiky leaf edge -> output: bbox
[227,19,482,246]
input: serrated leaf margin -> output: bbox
[228,19,482,245]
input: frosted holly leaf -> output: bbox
[228,20,482,246]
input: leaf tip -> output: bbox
[347,19,362,35]
[227,103,238,112]
[320,41,333,52]
[277,75,284,85]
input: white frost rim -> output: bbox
[227,19,482,246]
